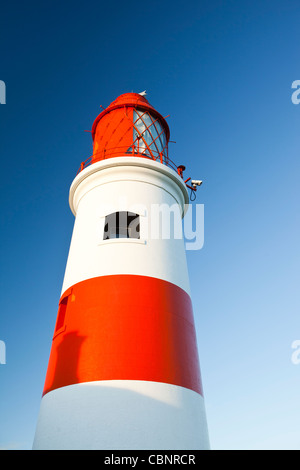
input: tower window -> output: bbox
[103,212,140,240]
[55,296,68,333]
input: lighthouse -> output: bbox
[33,92,210,450]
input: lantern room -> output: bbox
[90,92,170,165]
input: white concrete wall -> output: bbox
[62,157,191,296]
[33,380,210,450]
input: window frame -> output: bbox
[98,209,147,246]
[103,211,140,241]
[53,287,73,338]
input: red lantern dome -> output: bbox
[90,92,170,165]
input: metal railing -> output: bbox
[76,145,180,175]
[75,146,198,200]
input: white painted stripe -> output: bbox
[69,157,189,216]
[33,380,210,450]
[61,158,191,296]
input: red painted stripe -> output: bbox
[43,275,203,396]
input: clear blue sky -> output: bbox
[0,0,300,450]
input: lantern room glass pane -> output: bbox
[133,109,167,161]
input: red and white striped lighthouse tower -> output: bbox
[33,92,210,450]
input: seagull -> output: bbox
[138,90,147,96]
